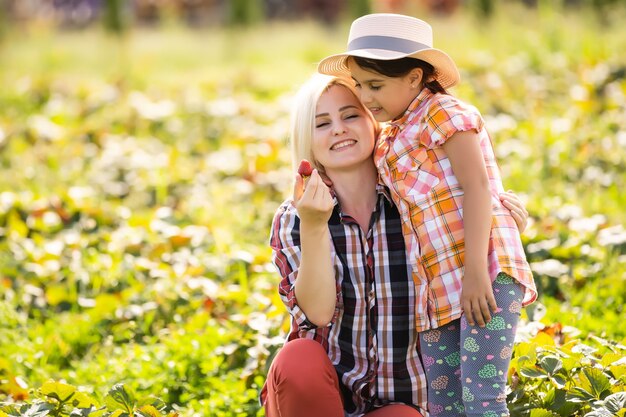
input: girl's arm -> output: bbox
[442,130,496,328]
[292,169,337,327]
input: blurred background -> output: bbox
[2,0,625,26]
[1,1,626,416]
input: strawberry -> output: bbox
[298,159,313,177]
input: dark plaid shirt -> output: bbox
[264,184,427,417]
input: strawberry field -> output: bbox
[1,3,626,416]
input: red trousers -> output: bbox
[264,339,422,417]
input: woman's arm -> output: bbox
[292,169,337,327]
[443,130,496,328]
[500,191,529,233]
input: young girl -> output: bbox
[318,13,537,417]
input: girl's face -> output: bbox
[312,84,377,173]
[348,59,419,123]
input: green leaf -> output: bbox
[0,404,20,417]
[543,388,564,409]
[136,397,166,411]
[17,403,54,417]
[540,355,563,375]
[549,373,568,389]
[568,387,596,402]
[529,408,559,417]
[105,384,136,414]
[39,380,77,403]
[600,353,623,368]
[583,368,613,400]
[136,405,161,417]
[561,355,581,372]
[544,388,580,416]
[610,364,626,380]
[520,366,549,379]
[515,342,539,364]
[589,335,617,349]
[584,408,613,417]
[68,406,107,417]
[603,392,626,414]
[69,392,98,408]
[571,343,598,356]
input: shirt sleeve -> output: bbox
[420,95,485,148]
[269,200,337,330]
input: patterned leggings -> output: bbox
[419,274,524,417]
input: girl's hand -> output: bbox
[293,169,334,226]
[461,268,497,327]
[499,191,529,233]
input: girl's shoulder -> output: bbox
[426,93,482,117]
[417,93,486,145]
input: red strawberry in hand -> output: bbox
[298,159,313,178]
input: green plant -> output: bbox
[0,381,177,417]
[508,330,626,416]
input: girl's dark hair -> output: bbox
[352,56,447,95]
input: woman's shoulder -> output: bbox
[274,198,298,219]
[270,199,300,246]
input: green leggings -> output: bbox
[419,274,524,417]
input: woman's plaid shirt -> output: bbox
[375,89,537,332]
[264,185,427,417]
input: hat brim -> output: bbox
[318,48,460,89]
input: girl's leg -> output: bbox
[365,404,424,417]
[419,321,465,416]
[460,274,524,417]
[264,338,344,417]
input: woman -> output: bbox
[261,74,529,417]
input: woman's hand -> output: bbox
[500,191,529,233]
[294,169,334,226]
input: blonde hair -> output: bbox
[289,73,379,174]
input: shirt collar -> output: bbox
[330,184,393,224]
[376,182,393,204]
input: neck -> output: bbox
[326,163,379,218]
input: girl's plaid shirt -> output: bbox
[262,185,426,417]
[375,89,537,332]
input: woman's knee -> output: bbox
[269,338,336,392]
[266,339,343,416]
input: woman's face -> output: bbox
[312,84,377,173]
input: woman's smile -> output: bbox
[331,139,357,151]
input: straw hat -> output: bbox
[318,13,460,89]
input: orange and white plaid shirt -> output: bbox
[375,89,537,331]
